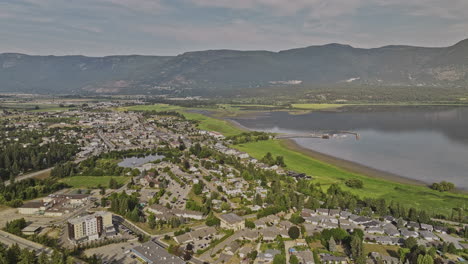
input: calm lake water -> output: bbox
[233,106,468,189]
[118,154,164,168]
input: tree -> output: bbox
[328,236,337,252]
[148,214,156,229]
[109,178,119,189]
[417,254,434,264]
[290,255,299,264]
[404,237,418,249]
[350,234,364,261]
[447,243,457,254]
[245,220,256,229]
[273,254,286,264]
[288,226,300,240]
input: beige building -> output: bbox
[18,201,47,215]
[68,211,113,242]
[219,213,245,231]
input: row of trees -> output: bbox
[0,142,78,182]
[0,178,68,207]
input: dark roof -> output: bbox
[19,201,43,208]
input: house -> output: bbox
[340,211,352,219]
[383,216,396,223]
[316,209,329,215]
[420,223,434,231]
[383,224,400,237]
[352,216,372,225]
[367,227,385,234]
[295,251,315,264]
[321,254,347,264]
[239,245,254,259]
[407,222,420,230]
[329,209,341,217]
[219,213,245,230]
[400,228,419,238]
[258,249,281,263]
[420,231,439,241]
[434,226,448,234]
[369,252,400,264]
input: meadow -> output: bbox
[234,139,468,215]
[60,176,130,189]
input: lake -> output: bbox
[118,154,165,168]
[232,106,468,189]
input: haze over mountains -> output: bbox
[1,39,467,96]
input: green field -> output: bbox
[123,104,244,136]
[60,176,130,188]
[234,140,468,215]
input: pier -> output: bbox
[275,131,360,140]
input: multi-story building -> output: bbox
[68,211,113,242]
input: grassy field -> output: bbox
[60,176,130,188]
[122,104,244,136]
[234,140,468,215]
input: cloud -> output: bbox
[99,0,165,13]
[189,0,364,17]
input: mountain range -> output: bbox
[1,39,467,96]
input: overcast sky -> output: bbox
[1,0,467,56]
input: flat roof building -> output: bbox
[131,241,185,264]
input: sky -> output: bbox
[1,0,467,56]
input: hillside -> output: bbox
[1,39,468,96]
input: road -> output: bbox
[0,230,53,255]
[98,131,115,150]
[4,156,88,187]
[4,168,52,186]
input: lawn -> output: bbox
[363,243,399,257]
[182,111,244,136]
[60,176,130,188]
[233,140,468,215]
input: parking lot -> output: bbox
[84,241,140,264]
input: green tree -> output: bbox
[148,214,156,229]
[417,254,434,264]
[404,237,418,249]
[288,226,300,240]
[290,255,299,264]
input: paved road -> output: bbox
[4,157,88,187]
[4,168,52,186]
[0,230,53,254]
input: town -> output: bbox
[0,98,467,264]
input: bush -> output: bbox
[431,181,455,192]
[345,179,364,189]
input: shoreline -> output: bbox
[223,118,468,194]
[224,117,424,186]
[222,114,468,193]
[281,139,429,187]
